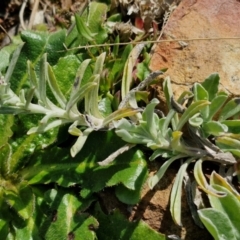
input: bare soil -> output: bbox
[99,161,213,240]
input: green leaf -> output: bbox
[108,13,121,22]
[8,114,58,173]
[148,154,185,189]
[0,42,21,73]
[47,64,67,109]
[87,2,108,43]
[66,81,97,114]
[70,127,94,157]
[162,77,180,132]
[0,115,13,147]
[208,184,240,239]
[136,52,150,81]
[27,60,38,93]
[10,185,51,239]
[0,106,26,115]
[216,136,240,150]
[194,160,226,197]
[149,149,173,161]
[5,181,34,220]
[52,55,81,99]
[206,93,228,121]
[218,98,240,121]
[67,59,93,112]
[198,208,237,240]
[40,188,98,240]
[69,58,91,98]
[193,83,209,101]
[163,77,173,110]
[13,216,42,240]
[98,97,112,117]
[115,119,150,145]
[202,121,228,136]
[112,35,120,57]
[102,108,140,127]
[75,14,95,41]
[201,73,220,101]
[188,113,203,127]
[11,30,66,93]
[39,53,48,106]
[4,44,24,87]
[193,83,209,119]
[84,75,102,118]
[170,158,192,226]
[94,203,166,240]
[170,131,190,155]
[210,172,240,200]
[21,131,147,201]
[89,148,146,195]
[0,219,9,239]
[198,172,240,240]
[93,52,106,75]
[115,98,169,149]
[0,143,12,176]
[221,120,240,127]
[115,161,147,204]
[142,98,160,139]
[108,44,132,84]
[20,146,79,187]
[65,2,108,50]
[83,53,106,118]
[121,44,144,98]
[176,100,210,130]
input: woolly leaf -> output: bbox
[201,73,220,101]
[198,208,236,240]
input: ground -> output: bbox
[98,161,213,239]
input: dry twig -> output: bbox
[28,0,40,29]
[19,0,28,30]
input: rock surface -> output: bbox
[150,0,240,97]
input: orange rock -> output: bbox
[150,0,240,97]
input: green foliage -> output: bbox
[198,172,240,240]
[115,73,239,226]
[115,98,170,149]
[0,36,22,74]
[0,2,158,238]
[94,203,165,240]
[0,130,148,237]
[39,188,98,240]
[21,131,147,204]
[10,30,66,94]
[1,0,239,238]
[0,41,138,158]
[0,115,13,147]
[67,2,108,50]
